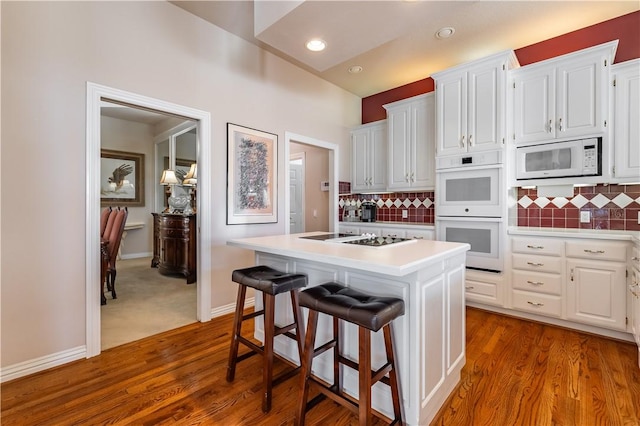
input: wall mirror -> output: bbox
[155,124,198,214]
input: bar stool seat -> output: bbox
[296,282,404,425]
[227,265,307,413]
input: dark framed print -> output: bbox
[100,149,145,207]
[226,123,277,224]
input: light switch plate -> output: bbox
[580,211,591,223]
[402,210,408,219]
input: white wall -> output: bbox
[0,1,360,367]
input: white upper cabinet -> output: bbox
[384,93,435,190]
[611,59,640,181]
[512,41,618,145]
[350,120,387,192]
[433,50,519,156]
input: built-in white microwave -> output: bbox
[516,137,601,180]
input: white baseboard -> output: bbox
[1,297,257,383]
[120,251,153,260]
[1,346,86,383]
[211,297,255,318]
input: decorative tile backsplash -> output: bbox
[339,188,435,224]
[517,184,640,231]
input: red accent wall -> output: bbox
[361,11,640,124]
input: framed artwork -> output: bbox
[100,149,145,207]
[226,123,278,224]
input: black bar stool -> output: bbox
[227,265,307,413]
[295,282,404,426]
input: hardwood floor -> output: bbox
[2,308,638,425]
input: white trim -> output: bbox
[0,346,86,383]
[284,132,339,233]
[86,82,212,358]
[210,297,255,319]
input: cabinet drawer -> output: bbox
[512,270,562,295]
[565,240,628,262]
[512,290,562,318]
[465,280,496,298]
[512,237,564,256]
[380,228,406,238]
[339,226,360,235]
[406,229,434,240]
[512,253,563,274]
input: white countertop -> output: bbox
[508,226,639,242]
[227,231,469,276]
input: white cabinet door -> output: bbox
[566,259,627,331]
[612,59,640,180]
[385,93,435,190]
[513,66,556,144]
[556,53,606,138]
[467,64,503,151]
[369,124,387,190]
[436,72,467,156]
[387,102,412,189]
[351,128,369,191]
[350,121,387,192]
[412,94,436,188]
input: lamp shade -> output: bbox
[160,169,180,185]
[183,163,198,186]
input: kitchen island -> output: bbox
[227,232,470,426]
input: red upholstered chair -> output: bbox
[100,207,112,237]
[104,207,128,300]
[102,207,118,240]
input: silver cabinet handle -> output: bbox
[527,245,544,249]
[460,135,465,148]
[412,236,424,240]
[527,280,544,286]
[559,117,563,131]
[570,268,574,282]
[465,286,474,290]
[405,173,410,183]
[583,249,605,254]
[548,119,552,133]
[527,301,544,307]
[527,262,544,267]
[468,134,473,146]
[410,172,415,182]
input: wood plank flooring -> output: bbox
[2,308,638,425]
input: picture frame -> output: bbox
[226,123,278,224]
[100,149,145,207]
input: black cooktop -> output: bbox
[342,236,412,247]
[299,233,414,247]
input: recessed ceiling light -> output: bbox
[435,27,455,39]
[306,39,326,52]
[348,65,363,74]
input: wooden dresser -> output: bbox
[151,213,197,284]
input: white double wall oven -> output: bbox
[436,151,505,273]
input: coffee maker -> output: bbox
[360,201,377,222]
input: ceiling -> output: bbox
[171,0,638,98]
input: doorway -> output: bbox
[285,132,339,234]
[86,82,212,357]
[289,153,305,234]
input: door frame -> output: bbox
[86,82,212,357]
[284,132,339,233]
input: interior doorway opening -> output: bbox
[86,82,212,357]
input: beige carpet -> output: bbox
[101,256,197,350]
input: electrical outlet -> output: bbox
[637,211,640,224]
[402,210,408,219]
[580,211,591,223]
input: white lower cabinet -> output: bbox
[629,247,640,367]
[510,236,630,333]
[465,269,504,307]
